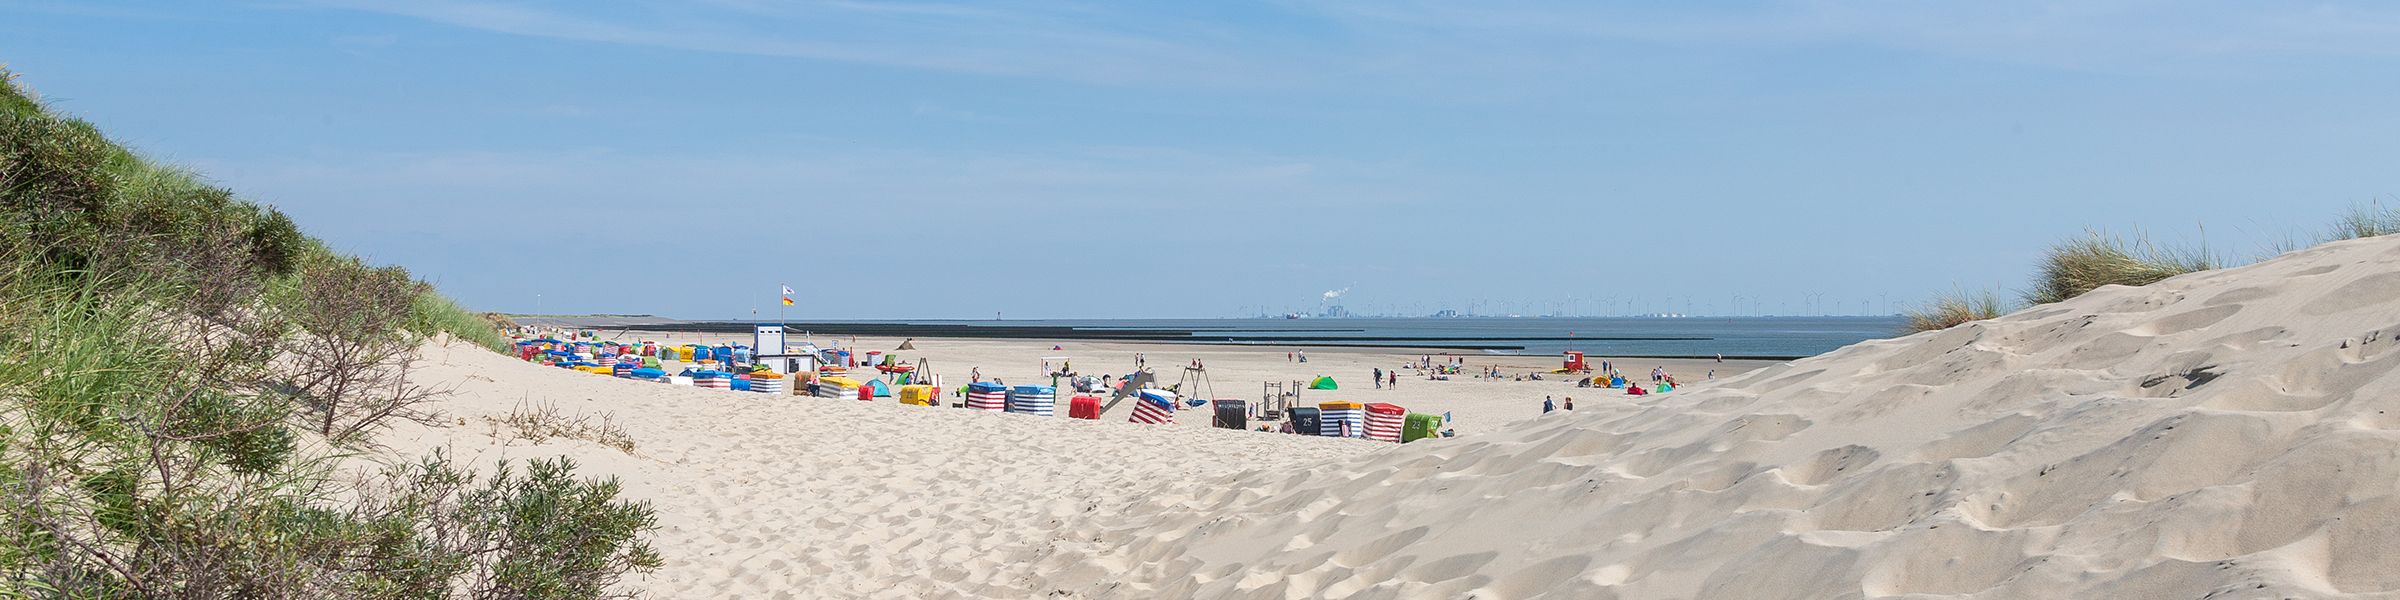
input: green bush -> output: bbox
[0,68,650,598]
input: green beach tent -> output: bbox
[1309,376,1338,390]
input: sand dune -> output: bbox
[396,235,2400,598]
[1015,236,2400,598]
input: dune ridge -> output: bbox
[1021,236,2400,598]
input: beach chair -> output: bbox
[1212,399,1247,430]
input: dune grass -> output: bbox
[2324,201,2400,242]
[1904,289,2012,333]
[409,291,512,352]
[2026,230,2219,305]
[1916,204,2393,323]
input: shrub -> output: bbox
[487,400,638,455]
[350,452,663,600]
[0,69,653,598]
[282,254,447,445]
[1904,290,2012,333]
[2026,230,2218,305]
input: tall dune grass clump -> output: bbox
[2026,230,2219,305]
[2324,201,2400,242]
[1905,290,2012,333]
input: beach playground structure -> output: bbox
[1171,364,1215,407]
[1260,381,1304,420]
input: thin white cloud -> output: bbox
[215,145,1351,212]
[302,0,1283,86]
[330,33,400,47]
[1288,0,2400,72]
[909,101,1019,124]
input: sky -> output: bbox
[4,1,2398,319]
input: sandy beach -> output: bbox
[598,332,1775,435]
[15,10,2394,598]
[386,235,2400,598]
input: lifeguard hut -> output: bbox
[749,325,821,376]
[1556,351,1590,374]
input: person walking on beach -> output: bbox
[1389,370,1398,388]
[1135,353,1145,368]
[1298,350,1307,363]
[1288,351,1294,362]
[1543,396,1555,413]
[970,367,982,383]
[1373,368,1383,389]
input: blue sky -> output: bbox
[5,1,2398,319]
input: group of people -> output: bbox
[1369,367,1401,389]
[1542,395,1576,413]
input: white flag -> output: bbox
[781,285,795,295]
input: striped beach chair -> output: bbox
[1318,401,1365,438]
[966,382,1008,412]
[750,373,785,394]
[814,376,862,399]
[693,370,731,390]
[1006,385,1055,417]
[1364,402,1405,442]
[1129,390,1176,425]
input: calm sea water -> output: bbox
[888,316,1907,359]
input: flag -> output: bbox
[781,297,794,306]
[781,285,795,295]
[780,284,794,306]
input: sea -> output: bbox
[892,316,1906,359]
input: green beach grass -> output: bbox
[0,68,657,597]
